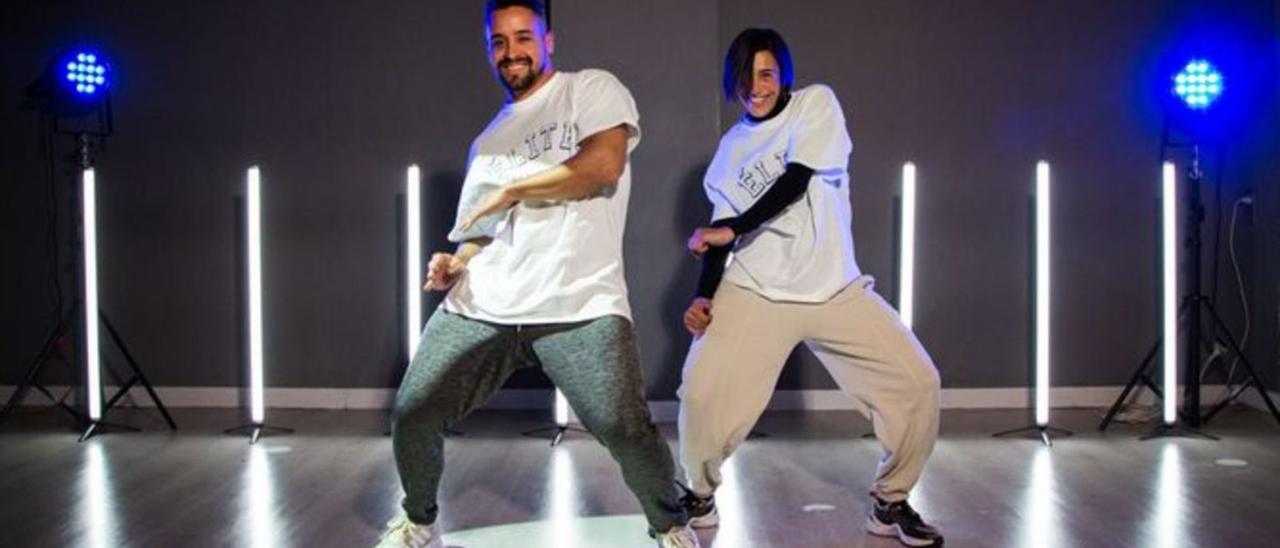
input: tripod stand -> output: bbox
[994,423,1074,447]
[1,130,176,439]
[522,391,590,446]
[1,313,87,427]
[522,423,591,447]
[1100,145,1280,436]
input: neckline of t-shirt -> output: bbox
[503,71,563,113]
[737,89,800,131]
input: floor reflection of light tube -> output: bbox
[82,441,116,548]
[549,448,579,548]
[1021,448,1059,548]
[245,446,279,548]
[1155,444,1183,548]
[711,455,749,546]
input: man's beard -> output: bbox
[498,57,541,95]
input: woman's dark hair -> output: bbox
[723,28,794,101]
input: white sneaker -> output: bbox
[656,525,701,548]
[374,514,443,548]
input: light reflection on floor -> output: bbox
[706,455,750,547]
[1154,443,1184,548]
[424,450,756,547]
[79,441,117,548]
[66,438,1208,548]
[548,447,581,548]
[1019,447,1060,548]
[243,444,281,548]
[443,515,653,547]
[40,409,1275,548]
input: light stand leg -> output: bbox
[226,423,294,445]
[994,424,1074,447]
[522,423,592,447]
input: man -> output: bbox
[376,2,698,548]
[676,28,945,547]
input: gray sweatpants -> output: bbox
[391,309,687,533]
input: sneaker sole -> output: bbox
[865,516,941,547]
[688,508,719,529]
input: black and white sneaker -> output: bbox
[680,490,719,528]
[866,497,944,547]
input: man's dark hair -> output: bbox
[722,28,794,101]
[485,0,549,27]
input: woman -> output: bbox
[676,28,944,548]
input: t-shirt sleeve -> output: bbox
[703,147,738,223]
[704,178,737,224]
[787,85,852,172]
[574,69,642,154]
[448,141,507,242]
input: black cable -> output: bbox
[1210,155,1219,302]
[41,111,63,326]
[1210,144,1225,310]
[1206,144,1232,370]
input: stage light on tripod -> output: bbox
[82,168,102,422]
[899,162,917,329]
[62,51,110,97]
[247,166,266,426]
[1035,161,1051,427]
[1161,162,1178,425]
[1172,59,1222,111]
[406,165,423,358]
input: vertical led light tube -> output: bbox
[899,162,917,329]
[1035,161,1051,427]
[1161,162,1178,425]
[555,392,569,426]
[407,165,423,358]
[247,167,265,425]
[82,168,102,421]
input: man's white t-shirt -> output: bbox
[443,69,641,324]
[704,84,860,303]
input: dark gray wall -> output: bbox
[555,0,721,395]
[3,1,1276,398]
[1249,0,1280,392]
[1,1,502,390]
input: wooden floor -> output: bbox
[1,405,1278,548]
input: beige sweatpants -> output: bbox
[677,276,940,502]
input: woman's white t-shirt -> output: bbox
[703,84,860,303]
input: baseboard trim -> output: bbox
[1,384,1242,421]
[1237,389,1280,414]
